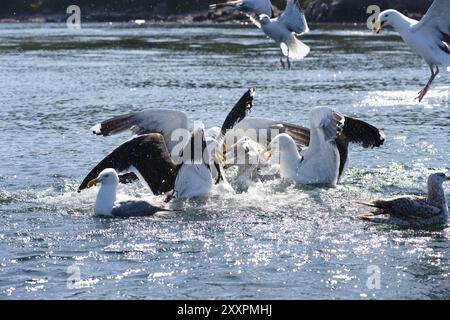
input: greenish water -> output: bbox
[0,22,449,299]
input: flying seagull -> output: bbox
[374,0,450,102]
[87,168,171,218]
[78,89,255,200]
[211,0,310,69]
[358,173,450,228]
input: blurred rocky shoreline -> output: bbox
[0,0,433,24]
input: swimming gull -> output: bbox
[87,168,171,217]
[265,107,385,187]
[358,173,449,228]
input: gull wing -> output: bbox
[412,0,450,45]
[90,109,188,153]
[111,201,170,218]
[226,116,310,148]
[219,88,255,139]
[277,0,309,35]
[78,134,177,195]
[309,107,345,143]
[339,114,385,148]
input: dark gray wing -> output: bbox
[275,122,311,147]
[340,115,385,148]
[219,88,255,138]
[119,172,139,184]
[270,115,383,150]
[78,134,177,195]
[335,135,349,178]
[111,201,171,218]
[332,113,384,177]
[214,89,256,184]
[90,109,188,153]
[91,109,187,137]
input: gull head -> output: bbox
[428,172,450,189]
[309,106,335,129]
[258,14,271,26]
[374,9,401,34]
[88,169,119,188]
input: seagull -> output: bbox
[358,173,450,228]
[78,89,255,200]
[217,116,310,185]
[215,107,383,187]
[374,0,450,102]
[264,107,385,187]
[86,168,171,218]
[210,0,310,69]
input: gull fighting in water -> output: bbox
[358,173,450,228]
[210,0,310,69]
[265,107,385,187]
[374,0,450,102]
[78,89,255,201]
[217,106,384,187]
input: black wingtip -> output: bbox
[342,116,386,149]
[219,88,256,137]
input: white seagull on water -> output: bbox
[211,0,310,69]
[265,107,385,187]
[218,107,384,187]
[87,168,171,218]
[374,0,450,102]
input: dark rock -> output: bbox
[305,0,433,23]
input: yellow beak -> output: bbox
[374,21,382,34]
[87,178,99,188]
[222,143,227,162]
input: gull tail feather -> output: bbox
[281,38,310,60]
[358,212,375,221]
[355,200,381,209]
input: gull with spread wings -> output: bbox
[211,0,310,69]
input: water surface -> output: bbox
[0,22,449,299]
